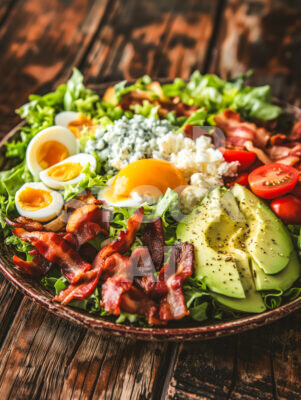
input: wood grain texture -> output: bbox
[82,0,219,82]
[0,298,175,400]
[0,0,111,135]
[212,0,301,106]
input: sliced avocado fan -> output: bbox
[231,184,293,274]
[177,185,300,314]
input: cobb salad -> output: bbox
[1,69,300,326]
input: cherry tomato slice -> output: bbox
[248,163,299,199]
[219,148,256,171]
[270,195,301,225]
[226,173,249,188]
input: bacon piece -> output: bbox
[13,228,91,284]
[159,242,194,321]
[142,218,165,269]
[53,268,101,305]
[101,253,133,314]
[131,247,167,299]
[66,204,110,248]
[289,120,301,141]
[5,216,44,232]
[269,134,287,147]
[214,109,271,149]
[65,189,103,212]
[120,287,163,325]
[244,141,271,164]
[13,252,52,277]
[93,208,144,266]
[268,142,301,161]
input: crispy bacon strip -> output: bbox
[65,189,103,212]
[159,242,194,321]
[93,207,144,267]
[53,268,101,305]
[13,252,52,277]
[244,141,271,164]
[268,142,301,161]
[67,204,110,248]
[131,247,167,299]
[5,216,44,232]
[101,253,133,314]
[214,109,271,149]
[120,286,163,325]
[13,228,91,284]
[142,218,165,269]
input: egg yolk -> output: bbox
[37,141,70,170]
[18,187,52,211]
[68,114,95,138]
[47,162,83,182]
[104,159,187,203]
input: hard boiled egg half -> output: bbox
[40,153,97,190]
[99,159,187,207]
[26,126,78,178]
[15,182,64,222]
[55,111,95,138]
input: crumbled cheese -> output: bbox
[86,115,238,213]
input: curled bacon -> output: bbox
[131,247,167,299]
[101,253,133,314]
[93,207,144,266]
[13,252,52,277]
[53,268,101,305]
[67,204,110,248]
[142,218,165,269]
[214,109,271,149]
[159,242,194,321]
[120,287,163,325]
[5,216,44,232]
[65,189,103,212]
[13,228,91,284]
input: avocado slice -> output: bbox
[177,188,246,299]
[211,227,266,313]
[251,250,300,291]
[231,185,293,274]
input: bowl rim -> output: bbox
[0,79,300,341]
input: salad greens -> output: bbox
[0,68,299,327]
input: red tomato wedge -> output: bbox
[226,173,249,188]
[248,163,299,199]
[219,148,256,171]
[270,195,301,225]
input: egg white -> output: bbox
[26,126,78,178]
[15,182,64,222]
[55,111,80,128]
[40,153,97,190]
[98,178,157,208]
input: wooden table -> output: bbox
[0,1,300,398]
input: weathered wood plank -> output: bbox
[0,298,175,400]
[0,275,23,349]
[82,0,219,82]
[212,0,301,106]
[0,0,111,136]
[166,336,237,399]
